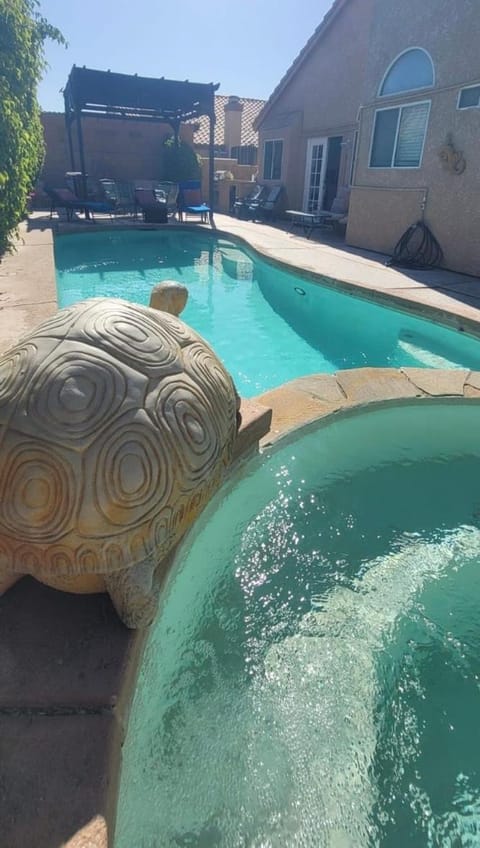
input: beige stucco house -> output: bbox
[255,0,480,276]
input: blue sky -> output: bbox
[37,0,331,111]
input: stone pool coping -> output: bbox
[257,367,480,445]
[2,216,480,846]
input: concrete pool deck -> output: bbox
[2,211,480,847]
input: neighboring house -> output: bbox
[255,0,480,276]
[193,95,266,164]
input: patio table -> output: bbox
[285,209,334,238]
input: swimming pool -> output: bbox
[54,230,480,397]
[115,400,480,847]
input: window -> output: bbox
[231,144,258,165]
[458,85,480,109]
[263,139,283,180]
[380,48,434,96]
[370,102,430,168]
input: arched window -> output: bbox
[380,48,434,96]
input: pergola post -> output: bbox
[208,112,215,224]
[75,109,88,202]
[64,106,76,172]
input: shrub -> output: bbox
[0,0,64,256]
[159,135,201,183]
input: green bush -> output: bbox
[159,135,201,183]
[0,0,64,256]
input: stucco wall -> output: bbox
[40,113,194,188]
[257,0,375,210]
[347,0,480,276]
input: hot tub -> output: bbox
[115,399,480,847]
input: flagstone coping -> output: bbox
[258,368,480,444]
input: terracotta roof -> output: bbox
[254,0,350,129]
[193,95,266,148]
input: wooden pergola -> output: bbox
[63,65,219,218]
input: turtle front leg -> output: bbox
[105,560,158,629]
[0,568,24,596]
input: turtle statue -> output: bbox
[0,288,239,627]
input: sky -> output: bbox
[37,0,332,112]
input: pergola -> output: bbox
[63,65,219,216]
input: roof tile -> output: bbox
[193,95,266,147]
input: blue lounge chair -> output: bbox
[177,180,211,223]
[46,187,115,221]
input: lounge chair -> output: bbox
[153,182,178,216]
[45,186,115,221]
[233,184,269,219]
[177,181,211,223]
[249,185,284,222]
[134,187,168,223]
[99,179,136,216]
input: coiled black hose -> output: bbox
[386,220,444,269]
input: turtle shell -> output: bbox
[0,298,238,577]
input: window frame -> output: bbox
[368,100,431,170]
[378,47,435,98]
[457,83,480,110]
[263,138,283,181]
[349,130,358,186]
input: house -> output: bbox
[255,0,480,276]
[193,95,265,163]
[254,0,374,219]
[194,95,267,212]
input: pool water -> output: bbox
[116,402,480,847]
[54,230,480,397]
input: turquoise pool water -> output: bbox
[54,230,480,397]
[116,401,480,847]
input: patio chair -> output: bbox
[177,180,211,223]
[134,187,168,223]
[153,182,179,216]
[99,179,136,216]
[45,186,115,221]
[233,184,269,219]
[249,185,284,222]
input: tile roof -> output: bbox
[193,95,266,147]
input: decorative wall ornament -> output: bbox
[438,133,466,175]
[0,292,239,628]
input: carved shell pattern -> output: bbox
[0,298,238,577]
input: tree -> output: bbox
[159,135,201,183]
[0,0,65,255]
